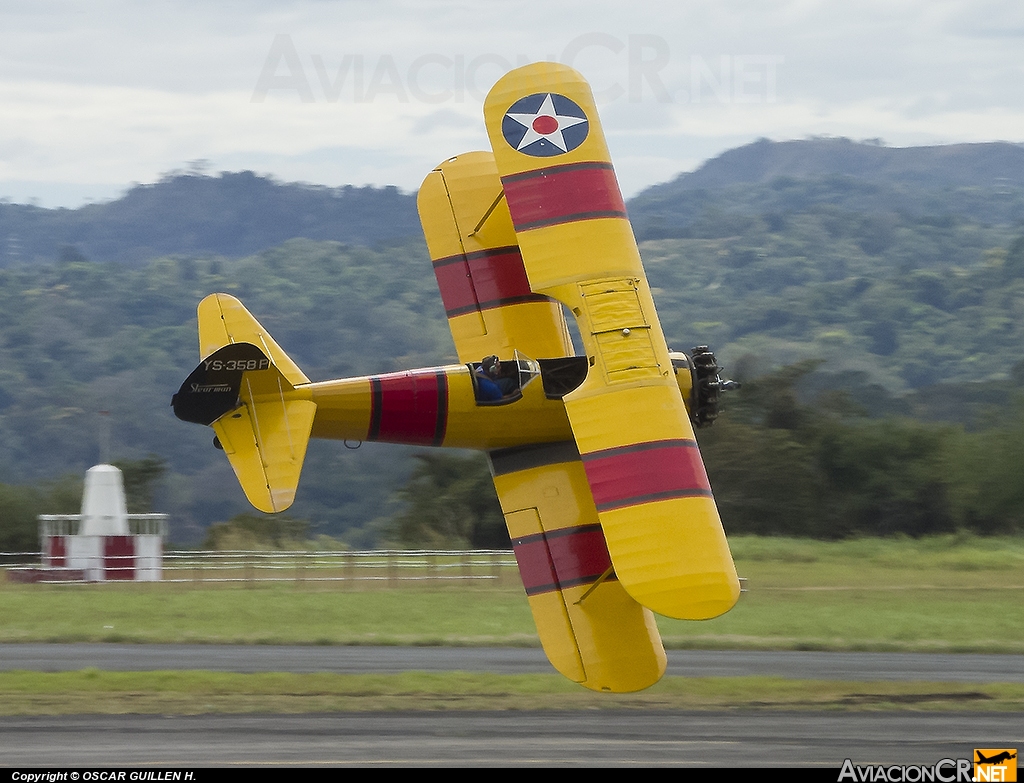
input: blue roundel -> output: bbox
[501,92,589,157]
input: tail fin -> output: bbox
[198,293,308,386]
[172,294,316,513]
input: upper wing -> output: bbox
[483,63,739,620]
[417,151,573,363]
[489,440,666,693]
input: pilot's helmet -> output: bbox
[482,355,500,375]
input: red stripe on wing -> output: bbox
[582,439,713,512]
[500,162,627,232]
[432,254,477,315]
[513,523,613,595]
[466,246,536,307]
[433,245,547,317]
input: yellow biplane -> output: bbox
[172,63,740,693]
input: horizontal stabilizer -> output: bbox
[212,394,316,514]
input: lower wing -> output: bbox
[489,440,666,692]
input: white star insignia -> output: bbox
[505,94,587,152]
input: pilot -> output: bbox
[475,355,517,401]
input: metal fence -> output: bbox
[1,549,520,587]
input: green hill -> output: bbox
[0,172,420,266]
[2,137,1024,545]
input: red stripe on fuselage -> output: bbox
[582,439,713,512]
[512,523,613,596]
[367,370,448,446]
[500,162,627,232]
[432,245,546,317]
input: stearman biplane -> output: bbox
[172,63,740,692]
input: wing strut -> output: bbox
[470,190,506,236]
[573,565,614,605]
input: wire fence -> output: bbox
[0,549,520,587]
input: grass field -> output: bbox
[2,535,1021,652]
[2,535,1022,714]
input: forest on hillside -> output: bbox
[2,138,1024,548]
[0,172,420,266]
[0,221,1023,548]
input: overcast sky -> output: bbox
[2,0,1023,207]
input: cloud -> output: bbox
[1,1,1022,205]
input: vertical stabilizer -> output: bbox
[173,297,316,513]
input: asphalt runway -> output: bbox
[1,712,1019,767]
[2,647,1021,766]
[2,644,1023,682]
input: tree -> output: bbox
[112,455,166,513]
[1003,234,1024,279]
[203,513,310,550]
[388,452,508,548]
[0,484,45,553]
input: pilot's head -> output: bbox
[482,355,500,377]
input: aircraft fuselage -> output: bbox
[296,357,695,451]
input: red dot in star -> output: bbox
[532,115,559,135]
